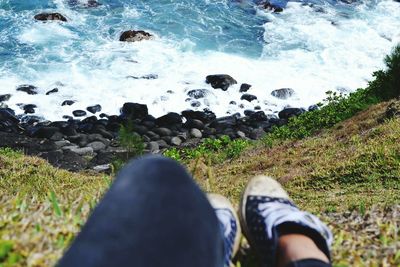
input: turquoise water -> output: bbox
[0,0,399,120]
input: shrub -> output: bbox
[118,122,145,159]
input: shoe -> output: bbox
[208,194,241,267]
[239,176,333,266]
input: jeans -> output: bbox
[58,156,330,267]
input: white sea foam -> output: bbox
[0,0,399,121]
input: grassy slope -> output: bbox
[1,101,400,266]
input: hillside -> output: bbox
[1,99,399,266]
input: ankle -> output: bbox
[277,234,329,267]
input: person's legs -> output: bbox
[239,176,333,267]
[58,156,224,267]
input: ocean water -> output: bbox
[0,0,399,121]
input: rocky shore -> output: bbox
[0,74,315,173]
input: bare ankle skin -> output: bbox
[276,234,329,267]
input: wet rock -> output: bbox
[190,128,202,138]
[181,109,216,123]
[87,104,102,114]
[0,108,20,133]
[20,115,43,125]
[278,108,306,120]
[120,30,153,42]
[63,115,73,120]
[31,126,59,139]
[240,83,252,92]
[17,85,38,95]
[184,118,204,130]
[308,104,319,111]
[261,1,284,12]
[209,115,238,130]
[34,13,67,22]
[271,88,295,99]
[156,112,182,127]
[0,94,11,102]
[206,74,237,91]
[62,100,75,106]
[73,110,87,117]
[85,0,102,7]
[22,104,37,114]
[191,101,201,107]
[241,94,257,102]
[0,103,7,109]
[120,102,148,120]
[127,74,158,80]
[187,89,210,99]
[46,88,59,95]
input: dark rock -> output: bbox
[31,126,60,139]
[385,101,400,119]
[87,104,102,114]
[170,136,182,146]
[271,88,295,99]
[261,1,283,12]
[184,118,204,130]
[73,110,87,117]
[153,127,172,137]
[249,111,268,122]
[209,115,238,130]
[120,102,148,120]
[241,94,257,102]
[0,108,20,133]
[146,131,160,141]
[250,128,266,140]
[0,94,11,102]
[46,88,59,95]
[62,100,75,106]
[206,74,237,91]
[191,101,201,108]
[244,110,255,116]
[63,115,73,120]
[147,141,160,153]
[17,85,38,95]
[34,13,67,22]
[20,115,42,125]
[278,108,306,120]
[85,0,102,7]
[120,30,153,42]
[240,83,252,92]
[39,150,64,166]
[156,112,182,127]
[60,150,88,171]
[187,89,210,99]
[254,106,261,110]
[142,120,155,129]
[99,113,108,118]
[50,131,64,141]
[132,124,148,135]
[156,139,170,149]
[181,109,216,123]
[87,141,106,152]
[229,101,237,105]
[308,105,319,111]
[22,104,37,114]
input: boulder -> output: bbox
[170,136,182,146]
[87,104,102,114]
[87,141,106,152]
[181,109,216,123]
[278,108,306,120]
[120,30,153,42]
[271,88,295,99]
[184,119,204,130]
[22,104,37,114]
[17,85,38,95]
[31,126,60,139]
[241,94,257,102]
[205,74,237,91]
[62,100,75,106]
[240,83,252,92]
[156,112,182,127]
[147,141,160,153]
[187,89,210,99]
[46,88,58,95]
[34,13,67,22]
[190,128,202,138]
[0,94,11,102]
[120,102,148,120]
[153,127,172,137]
[191,101,201,107]
[261,1,283,12]
[73,110,87,117]
[85,0,102,7]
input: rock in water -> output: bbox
[73,110,87,117]
[85,0,102,7]
[17,85,38,95]
[120,102,148,120]
[241,94,257,102]
[87,105,102,114]
[120,30,153,42]
[240,83,252,92]
[0,94,11,102]
[271,88,295,99]
[261,1,283,12]
[34,13,67,22]
[46,88,59,95]
[278,108,306,120]
[205,74,237,91]
[187,89,210,99]
[62,100,75,106]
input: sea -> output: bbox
[0,0,399,121]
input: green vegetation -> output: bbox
[118,122,145,159]
[164,135,249,163]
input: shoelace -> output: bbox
[258,201,333,246]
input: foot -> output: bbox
[208,194,241,267]
[239,176,333,266]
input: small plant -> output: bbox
[118,122,145,159]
